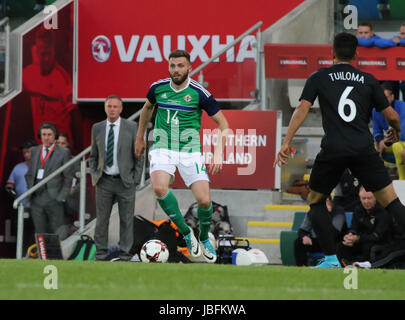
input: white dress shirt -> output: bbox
[104,117,121,175]
[41,143,55,161]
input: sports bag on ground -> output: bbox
[184,201,233,240]
[68,235,97,261]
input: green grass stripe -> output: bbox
[2,259,405,299]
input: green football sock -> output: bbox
[198,202,213,241]
[157,191,190,235]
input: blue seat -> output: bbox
[345,212,353,229]
[349,0,380,20]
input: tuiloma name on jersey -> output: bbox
[328,72,365,83]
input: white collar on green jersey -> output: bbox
[170,77,190,93]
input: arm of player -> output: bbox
[135,99,155,158]
[209,111,229,175]
[273,99,312,167]
[381,106,401,143]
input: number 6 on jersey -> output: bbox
[338,86,356,122]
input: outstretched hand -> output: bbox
[208,151,223,175]
[273,144,292,168]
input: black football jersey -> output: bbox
[300,63,390,156]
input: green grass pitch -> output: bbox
[1,259,405,300]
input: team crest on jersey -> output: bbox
[184,94,192,102]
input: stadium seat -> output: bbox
[280,211,307,266]
[345,212,353,229]
[389,0,405,19]
[349,0,380,20]
[292,211,306,231]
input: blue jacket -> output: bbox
[374,36,405,49]
[357,35,381,47]
[372,100,405,143]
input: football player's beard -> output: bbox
[170,71,189,85]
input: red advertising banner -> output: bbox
[265,44,405,80]
[75,0,304,101]
[171,110,281,190]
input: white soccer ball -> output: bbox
[140,239,169,263]
[208,232,217,250]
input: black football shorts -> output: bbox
[309,149,392,195]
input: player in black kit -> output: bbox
[274,32,405,268]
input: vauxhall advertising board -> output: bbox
[75,0,304,101]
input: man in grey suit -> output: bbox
[89,95,143,261]
[25,121,73,241]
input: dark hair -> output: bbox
[168,50,191,63]
[358,21,373,30]
[381,83,394,94]
[38,121,58,139]
[58,132,70,147]
[401,21,405,28]
[105,94,123,105]
[333,32,358,61]
[58,132,69,140]
[20,139,38,149]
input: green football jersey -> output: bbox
[147,77,220,152]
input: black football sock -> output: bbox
[308,201,337,255]
[385,198,405,231]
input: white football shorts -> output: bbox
[149,148,209,187]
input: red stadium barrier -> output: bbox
[264,44,405,80]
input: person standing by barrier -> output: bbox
[6,139,38,252]
[25,121,73,240]
[89,95,144,261]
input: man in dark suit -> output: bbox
[89,95,143,261]
[25,121,73,240]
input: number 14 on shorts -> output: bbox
[195,163,207,174]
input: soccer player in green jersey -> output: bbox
[135,50,229,263]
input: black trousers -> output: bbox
[336,241,374,264]
[294,237,324,266]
